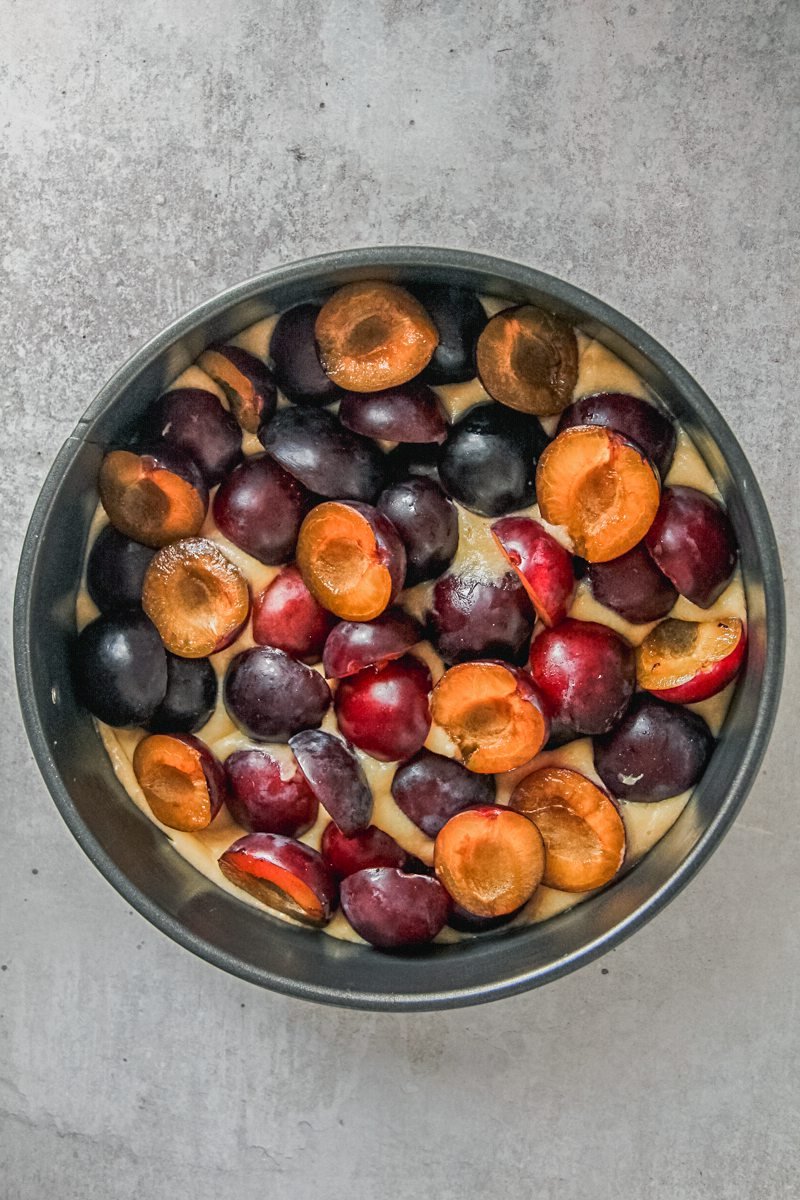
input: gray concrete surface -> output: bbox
[2,1,798,1196]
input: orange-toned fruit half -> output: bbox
[434,806,545,917]
[536,425,660,562]
[142,537,250,657]
[133,733,226,832]
[476,305,578,416]
[430,661,549,774]
[218,832,337,925]
[636,617,746,704]
[98,449,207,548]
[197,345,276,433]
[296,501,406,621]
[314,282,438,392]
[510,766,625,892]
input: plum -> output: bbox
[145,654,217,734]
[145,388,243,486]
[86,525,155,612]
[321,822,408,878]
[212,454,310,565]
[414,285,488,385]
[334,655,431,762]
[339,382,447,444]
[322,608,421,678]
[491,516,575,626]
[98,446,207,548]
[340,867,450,948]
[644,486,737,608]
[252,565,337,663]
[636,617,746,703]
[476,305,578,416]
[73,610,167,727]
[269,303,343,406]
[391,748,496,837]
[197,344,277,433]
[296,501,406,621]
[434,807,545,917]
[219,833,337,924]
[133,733,226,832]
[289,729,372,836]
[528,618,635,738]
[587,541,678,624]
[223,646,331,742]
[142,537,250,658]
[594,693,714,802]
[259,406,386,502]
[315,282,438,392]
[438,403,547,517]
[377,476,458,587]
[428,570,535,665]
[224,747,318,837]
[557,392,676,478]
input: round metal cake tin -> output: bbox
[14,247,785,1010]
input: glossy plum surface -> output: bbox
[529,618,635,739]
[334,655,432,762]
[339,382,447,444]
[587,541,678,624]
[428,570,535,665]
[223,646,331,742]
[260,406,386,502]
[644,485,738,608]
[384,440,441,483]
[594,692,714,802]
[74,610,167,727]
[224,747,318,836]
[213,454,310,565]
[414,285,488,385]
[219,832,337,924]
[269,303,343,406]
[145,388,243,486]
[198,345,277,433]
[557,392,676,477]
[391,748,496,837]
[322,609,421,678]
[340,868,450,948]
[252,565,337,663]
[321,822,408,878]
[86,525,155,613]
[377,477,458,587]
[289,729,373,836]
[438,403,547,517]
[491,516,575,626]
[145,653,217,733]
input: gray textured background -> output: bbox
[2,1,798,1197]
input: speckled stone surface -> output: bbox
[2,1,798,1196]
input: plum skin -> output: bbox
[391,749,496,838]
[334,655,432,763]
[594,693,714,802]
[224,748,319,836]
[73,610,167,728]
[340,868,451,948]
[377,477,458,588]
[428,571,536,666]
[644,486,738,609]
[223,646,332,742]
[528,618,635,738]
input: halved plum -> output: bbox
[339,381,447,445]
[428,570,535,665]
[536,425,661,562]
[322,608,421,678]
[476,305,578,416]
[224,647,332,742]
[334,655,432,762]
[491,516,575,626]
[132,733,226,832]
[197,344,277,433]
[145,653,217,734]
[391,748,496,838]
[437,403,546,517]
[224,747,318,836]
[557,393,676,478]
[644,485,738,608]
[296,501,406,621]
[73,610,168,727]
[288,729,373,835]
[212,454,310,565]
[528,618,635,738]
[219,832,337,925]
[340,867,450,948]
[259,406,386,502]
[377,477,458,587]
[510,766,625,891]
[98,447,208,548]
[431,661,548,774]
[636,617,746,703]
[587,540,678,624]
[142,537,250,657]
[434,806,545,917]
[594,693,714,802]
[252,565,337,663]
[315,282,438,392]
[321,822,408,879]
[414,285,488,385]
[86,525,155,612]
[269,303,343,406]
[145,388,243,486]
